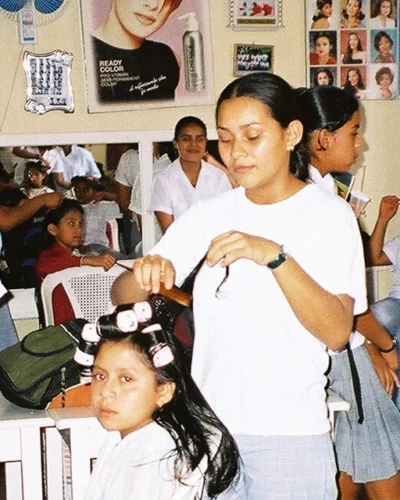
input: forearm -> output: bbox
[274,258,354,350]
[111,270,149,305]
[0,198,45,231]
[116,183,131,213]
[356,308,395,350]
[53,173,70,189]
[369,218,391,264]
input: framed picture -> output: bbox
[230,0,283,30]
[233,44,274,76]
[80,0,215,113]
[305,0,400,100]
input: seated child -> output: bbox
[21,160,54,199]
[78,301,242,499]
[71,176,125,259]
[36,199,116,325]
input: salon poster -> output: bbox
[80,0,215,113]
[305,0,399,100]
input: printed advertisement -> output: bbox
[80,0,215,113]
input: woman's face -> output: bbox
[322,3,333,17]
[317,71,331,85]
[114,0,172,41]
[91,342,172,438]
[27,168,45,188]
[324,110,363,172]
[349,34,359,49]
[379,73,392,89]
[380,1,391,17]
[217,96,294,202]
[173,124,207,164]
[348,69,360,86]
[315,36,332,58]
[378,35,392,55]
[346,0,361,17]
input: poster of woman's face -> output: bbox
[308,0,339,30]
[80,0,215,113]
[310,66,337,86]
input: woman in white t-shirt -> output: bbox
[112,73,367,498]
[298,84,400,500]
[149,116,232,234]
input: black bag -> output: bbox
[0,318,87,409]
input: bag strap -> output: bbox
[21,328,75,358]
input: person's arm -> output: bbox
[52,172,71,189]
[365,341,397,396]
[154,211,174,234]
[81,254,116,271]
[93,190,118,203]
[369,195,399,265]
[0,192,62,231]
[115,182,132,213]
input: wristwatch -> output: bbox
[266,245,291,270]
[380,337,398,354]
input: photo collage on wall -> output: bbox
[305,0,399,99]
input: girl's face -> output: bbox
[322,3,333,17]
[317,71,331,85]
[380,1,391,17]
[217,96,296,203]
[173,124,207,164]
[27,168,45,188]
[348,69,360,86]
[315,36,332,58]
[346,0,361,17]
[378,36,392,55]
[349,34,359,49]
[114,0,172,42]
[379,73,393,89]
[49,209,83,250]
[91,342,173,438]
[74,182,95,205]
[324,110,363,172]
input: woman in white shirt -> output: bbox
[149,116,232,234]
[370,0,396,28]
[298,84,400,500]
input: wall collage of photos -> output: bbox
[306,0,399,99]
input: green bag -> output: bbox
[0,319,87,409]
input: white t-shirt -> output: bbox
[114,149,140,188]
[148,159,232,219]
[82,201,121,247]
[150,185,367,437]
[85,422,205,500]
[52,145,101,184]
[369,16,395,29]
[308,165,366,351]
[382,236,400,298]
[21,186,54,198]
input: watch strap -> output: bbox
[380,337,398,354]
[266,245,289,270]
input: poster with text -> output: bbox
[80,0,215,113]
[305,0,399,100]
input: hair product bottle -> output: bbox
[179,12,205,92]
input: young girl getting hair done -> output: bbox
[21,160,54,199]
[76,299,241,499]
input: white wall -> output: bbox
[0,0,400,236]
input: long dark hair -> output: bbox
[297,85,359,158]
[372,0,393,18]
[87,298,241,498]
[342,0,365,20]
[343,68,366,98]
[312,0,332,21]
[342,32,364,64]
[216,72,308,181]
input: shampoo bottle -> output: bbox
[179,12,205,92]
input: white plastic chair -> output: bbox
[366,265,394,303]
[40,265,126,326]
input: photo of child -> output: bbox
[80,0,215,113]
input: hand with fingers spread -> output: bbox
[133,254,176,295]
[206,231,281,269]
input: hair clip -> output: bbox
[142,323,175,368]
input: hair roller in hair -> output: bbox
[74,323,98,383]
[142,323,174,368]
[116,310,138,332]
[133,301,153,323]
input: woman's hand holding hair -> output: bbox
[133,254,176,294]
[206,231,281,268]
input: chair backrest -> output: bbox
[40,265,126,326]
[366,265,394,303]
